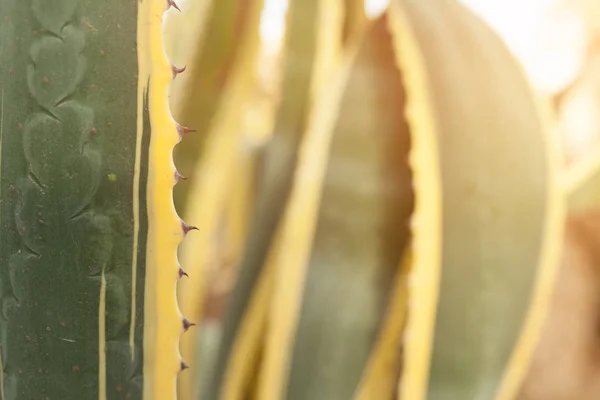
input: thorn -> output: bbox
[174,171,188,184]
[178,267,189,279]
[176,123,196,141]
[181,221,198,236]
[171,64,186,79]
[167,0,181,11]
[182,318,196,332]
[180,360,189,371]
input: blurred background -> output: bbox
[257,0,600,171]
[166,0,600,203]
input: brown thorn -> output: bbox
[176,123,196,141]
[181,221,199,236]
[171,64,186,80]
[180,360,189,371]
[178,267,189,279]
[182,318,196,332]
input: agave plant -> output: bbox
[0,0,187,398]
[0,0,598,399]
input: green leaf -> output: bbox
[388,1,565,398]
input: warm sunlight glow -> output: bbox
[523,8,588,94]
[257,0,594,159]
[458,0,588,94]
[365,0,390,18]
[260,0,288,54]
[559,82,600,161]
[259,0,589,95]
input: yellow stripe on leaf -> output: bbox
[355,251,412,400]
[142,0,185,398]
[388,0,566,398]
[342,0,368,46]
[387,3,443,398]
[276,14,413,400]
[255,0,348,395]
[211,0,344,397]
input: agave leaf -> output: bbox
[190,142,260,399]
[257,14,413,400]
[144,1,195,398]
[559,60,600,206]
[0,0,185,398]
[206,0,345,398]
[342,0,368,46]
[163,0,211,69]
[563,144,600,211]
[567,160,600,212]
[170,0,266,398]
[519,210,600,400]
[387,0,565,399]
[168,0,260,217]
[355,252,412,400]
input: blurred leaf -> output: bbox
[264,15,413,400]
[342,0,368,46]
[163,0,211,68]
[172,0,266,398]
[169,0,260,215]
[387,0,565,399]
[204,0,350,397]
[563,144,600,207]
[519,210,600,400]
[566,160,600,212]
